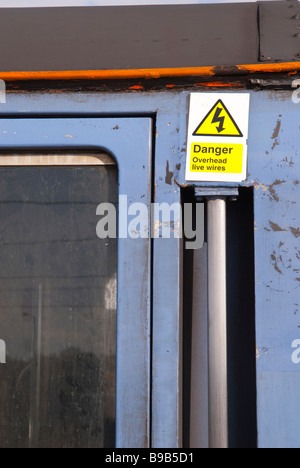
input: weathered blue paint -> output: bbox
[246,92,300,449]
[0,116,153,448]
[1,88,299,448]
[0,91,187,448]
[186,90,300,448]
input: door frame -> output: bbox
[0,93,186,448]
[0,116,153,448]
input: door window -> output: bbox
[0,154,118,448]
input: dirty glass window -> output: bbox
[0,161,118,448]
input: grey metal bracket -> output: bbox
[194,186,239,201]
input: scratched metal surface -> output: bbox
[0,116,153,448]
[0,89,299,447]
[0,92,187,448]
[259,1,300,62]
[246,91,300,448]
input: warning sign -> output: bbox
[186,93,250,183]
[193,99,243,137]
[190,143,243,173]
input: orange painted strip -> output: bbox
[0,68,213,81]
[195,82,244,88]
[237,63,300,74]
[0,62,300,81]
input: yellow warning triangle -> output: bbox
[193,99,243,137]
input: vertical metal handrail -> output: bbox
[207,198,228,449]
[194,187,238,449]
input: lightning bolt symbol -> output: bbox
[211,107,225,133]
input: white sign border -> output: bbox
[185,92,250,183]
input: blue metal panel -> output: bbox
[246,92,300,448]
[0,117,152,448]
[179,89,299,448]
[151,98,187,448]
[2,89,299,448]
[257,372,300,449]
[0,92,187,448]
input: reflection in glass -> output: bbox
[0,165,118,448]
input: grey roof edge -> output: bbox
[0,2,298,77]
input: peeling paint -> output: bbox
[271,140,279,151]
[263,115,282,155]
[254,182,268,192]
[271,117,282,140]
[280,157,294,168]
[269,179,286,202]
[290,227,300,238]
[271,252,283,275]
[269,221,287,232]
[269,242,300,283]
[165,161,174,186]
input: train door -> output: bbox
[0,118,152,448]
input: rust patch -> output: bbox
[271,251,283,275]
[271,140,279,151]
[269,221,287,232]
[165,161,174,186]
[290,227,300,238]
[269,115,282,151]
[269,179,286,202]
[281,156,294,168]
[271,117,282,140]
[212,65,248,76]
